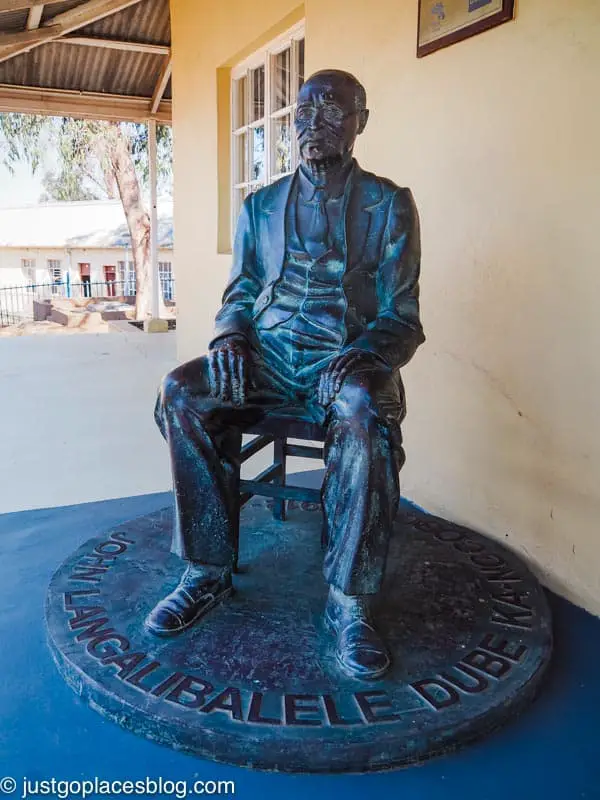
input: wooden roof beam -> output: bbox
[46,0,142,29]
[150,55,171,114]
[25,3,43,29]
[0,83,172,123]
[0,0,144,64]
[0,24,58,47]
[63,36,170,55]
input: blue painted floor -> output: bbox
[1,490,598,799]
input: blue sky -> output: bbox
[0,160,44,209]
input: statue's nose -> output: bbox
[308,109,325,129]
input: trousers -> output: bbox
[154,347,405,595]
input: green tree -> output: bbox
[0,115,173,319]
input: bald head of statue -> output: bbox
[294,69,369,172]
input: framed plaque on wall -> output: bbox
[417,0,515,57]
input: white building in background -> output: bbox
[0,197,174,298]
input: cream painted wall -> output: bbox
[170,0,600,614]
[169,0,303,352]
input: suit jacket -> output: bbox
[212,161,425,373]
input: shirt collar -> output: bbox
[297,158,355,201]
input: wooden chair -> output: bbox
[239,408,326,521]
[233,409,327,571]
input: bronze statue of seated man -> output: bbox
[146,69,425,681]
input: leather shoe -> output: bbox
[145,565,233,636]
[325,588,391,680]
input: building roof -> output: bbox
[0,0,171,123]
[0,196,173,248]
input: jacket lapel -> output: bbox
[346,165,387,269]
[258,164,387,277]
[259,175,294,280]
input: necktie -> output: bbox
[304,187,329,259]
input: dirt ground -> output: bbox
[0,317,113,337]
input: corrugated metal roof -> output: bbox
[0,8,29,31]
[0,42,168,96]
[0,198,173,249]
[0,0,171,103]
[79,0,170,45]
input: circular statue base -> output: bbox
[46,499,552,773]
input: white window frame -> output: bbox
[47,259,62,294]
[118,259,136,296]
[158,260,174,300]
[21,257,36,285]
[47,259,62,279]
[230,21,305,243]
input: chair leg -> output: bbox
[229,429,243,573]
[273,437,286,521]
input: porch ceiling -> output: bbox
[0,0,171,123]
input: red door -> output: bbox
[104,266,116,297]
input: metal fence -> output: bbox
[0,276,175,328]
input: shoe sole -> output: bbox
[324,610,391,681]
[145,585,234,637]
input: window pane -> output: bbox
[118,260,136,295]
[234,75,247,129]
[251,126,265,182]
[48,260,62,279]
[234,132,248,184]
[21,258,35,284]
[251,66,265,122]
[272,114,292,175]
[48,260,62,295]
[274,47,291,110]
[298,38,305,92]
[159,261,174,301]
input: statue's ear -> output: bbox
[357,108,370,135]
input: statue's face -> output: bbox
[294,72,368,164]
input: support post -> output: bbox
[149,118,159,319]
[273,437,287,521]
[145,118,168,333]
[65,249,72,298]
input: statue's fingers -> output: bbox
[332,352,354,375]
[334,355,361,394]
[208,350,220,397]
[318,370,329,406]
[229,349,241,405]
[334,352,362,388]
[238,356,248,405]
[326,369,339,403]
[320,357,340,404]
[233,354,247,406]
[328,353,354,400]
[218,349,230,401]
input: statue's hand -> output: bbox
[318,349,383,406]
[208,335,251,406]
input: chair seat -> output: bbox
[247,407,325,441]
